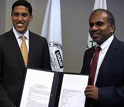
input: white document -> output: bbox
[58,74,88,107]
[20,69,54,107]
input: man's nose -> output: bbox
[90,25,98,33]
[17,15,23,20]
[91,25,98,31]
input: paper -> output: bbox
[20,69,54,107]
[58,74,88,107]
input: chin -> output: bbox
[16,29,25,34]
[93,40,101,45]
[96,41,103,45]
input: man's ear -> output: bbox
[30,15,33,21]
[110,25,115,34]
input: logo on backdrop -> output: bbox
[87,40,96,48]
[55,50,63,68]
[49,42,63,69]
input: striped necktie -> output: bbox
[20,35,28,67]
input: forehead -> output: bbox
[13,5,29,13]
[89,11,108,23]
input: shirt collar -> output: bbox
[12,27,29,39]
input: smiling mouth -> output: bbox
[16,23,24,28]
[18,23,23,26]
[91,33,101,40]
[91,32,101,36]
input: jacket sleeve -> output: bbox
[0,43,15,107]
[42,38,52,70]
[81,50,91,75]
[99,86,124,106]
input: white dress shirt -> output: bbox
[94,35,114,85]
[12,27,29,52]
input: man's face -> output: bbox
[89,11,114,44]
[11,6,33,34]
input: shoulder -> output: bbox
[0,30,13,42]
[29,31,48,46]
[113,37,124,48]
[111,37,124,56]
[0,30,12,37]
[29,31,47,41]
[85,46,95,54]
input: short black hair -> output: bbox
[12,0,32,16]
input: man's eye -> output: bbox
[96,22,104,26]
[22,13,28,17]
[89,23,94,27]
[13,13,19,17]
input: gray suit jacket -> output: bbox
[0,30,51,107]
[81,37,124,107]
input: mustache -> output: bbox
[16,21,24,24]
[90,31,101,34]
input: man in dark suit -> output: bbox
[0,0,51,107]
[81,9,124,107]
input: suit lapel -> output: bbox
[96,37,119,85]
[7,30,26,70]
[87,47,95,73]
[28,32,35,67]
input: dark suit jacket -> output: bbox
[81,37,124,107]
[0,30,51,107]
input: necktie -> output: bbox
[90,46,101,85]
[20,35,28,67]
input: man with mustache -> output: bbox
[81,9,124,107]
[0,0,51,107]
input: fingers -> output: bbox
[84,85,98,101]
[85,85,96,94]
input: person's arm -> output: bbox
[99,86,124,105]
[85,85,124,106]
[42,38,51,70]
[0,44,15,107]
[81,50,89,75]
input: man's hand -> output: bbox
[84,85,99,101]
